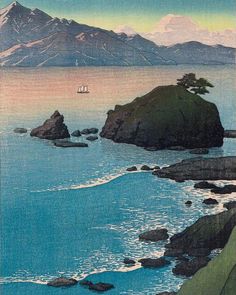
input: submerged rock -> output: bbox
[47,277,78,287]
[100,85,224,149]
[173,257,210,277]
[203,198,219,205]
[14,127,27,134]
[71,130,81,137]
[53,140,88,148]
[154,157,236,181]
[189,148,209,155]
[211,184,236,194]
[165,208,236,256]
[126,166,137,172]
[194,181,218,189]
[139,257,170,268]
[224,130,236,138]
[139,228,169,242]
[30,111,70,140]
[86,136,98,141]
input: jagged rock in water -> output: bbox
[100,85,224,149]
[71,130,81,137]
[202,198,219,205]
[30,111,70,140]
[139,257,170,268]
[53,140,88,148]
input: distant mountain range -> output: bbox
[0,1,235,67]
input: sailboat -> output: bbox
[77,85,89,94]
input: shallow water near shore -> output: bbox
[0,65,236,294]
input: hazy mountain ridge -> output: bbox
[0,1,235,67]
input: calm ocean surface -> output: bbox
[0,66,236,294]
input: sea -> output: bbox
[0,65,236,295]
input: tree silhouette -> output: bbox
[190,78,214,95]
[177,73,197,89]
[177,74,214,95]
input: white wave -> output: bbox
[32,165,157,193]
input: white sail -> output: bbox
[84,86,88,92]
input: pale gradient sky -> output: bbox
[1,0,236,32]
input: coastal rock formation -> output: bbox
[53,140,88,148]
[86,136,98,141]
[139,228,169,242]
[30,111,70,140]
[165,208,236,256]
[202,198,219,205]
[126,166,137,172]
[123,258,136,265]
[153,157,236,181]
[177,227,236,295]
[14,127,27,133]
[79,280,114,292]
[139,257,170,268]
[194,181,218,189]
[173,257,210,277]
[100,85,224,149]
[47,277,78,287]
[71,130,81,137]
[211,184,236,194]
[81,128,99,135]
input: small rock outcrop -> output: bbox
[14,127,27,133]
[211,184,236,194]
[79,280,114,292]
[173,257,210,277]
[86,136,98,141]
[185,201,192,206]
[71,130,81,137]
[202,198,219,205]
[154,157,236,181]
[100,85,224,149]
[139,257,170,268]
[30,111,70,140]
[47,277,78,287]
[126,166,137,172]
[165,208,236,256]
[140,165,153,171]
[123,258,136,265]
[194,181,218,189]
[139,228,169,242]
[53,140,88,148]
[81,128,99,135]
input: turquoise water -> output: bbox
[0,66,236,294]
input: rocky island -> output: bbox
[30,111,70,140]
[100,83,224,149]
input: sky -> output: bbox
[1,0,236,33]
